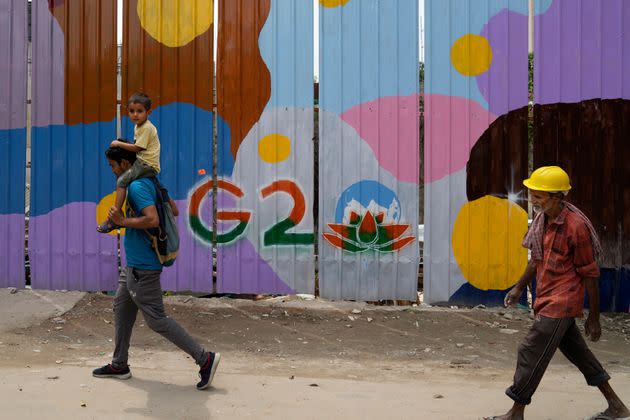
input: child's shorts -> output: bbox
[117,159,158,188]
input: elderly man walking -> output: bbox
[486,166,629,420]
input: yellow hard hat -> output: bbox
[523,166,571,192]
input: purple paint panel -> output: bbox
[29,202,118,291]
[535,0,630,104]
[217,239,295,295]
[477,8,528,115]
[0,214,25,288]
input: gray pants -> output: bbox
[506,316,610,405]
[112,267,208,368]
[116,159,157,189]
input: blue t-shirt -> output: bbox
[124,178,162,271]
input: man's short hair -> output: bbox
[128,92,152,111]
[105,141,137,165]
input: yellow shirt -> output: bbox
[134,120,160,173]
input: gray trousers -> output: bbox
[116,159,157,189]
[506,316,610,405]
[112,267,208,368]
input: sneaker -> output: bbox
[92,364,132,380]
[196,352,221,390]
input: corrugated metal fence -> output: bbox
[424,0,529,305]
[318,0,420,300]
[424,0,630,312]
[30,0,118,291]
[122,0,214,292]
[0,0,420,301]
[1,0,629,311]
[0,0,27,288]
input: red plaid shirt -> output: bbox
[532,207,600,318]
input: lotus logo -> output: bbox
[323,210,415,253]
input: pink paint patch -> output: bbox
[340,94,420,184]
[425,94,498,183]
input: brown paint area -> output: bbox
[49,2,117,126]
[534,99,630,266]
[122,0,214,113]
[466,106,529,209]
[217,0,272,159]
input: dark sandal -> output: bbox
[97,219,119,233]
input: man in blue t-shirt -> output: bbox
[92,145,220,390]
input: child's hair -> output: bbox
[128,92,152,111]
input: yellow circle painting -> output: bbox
[96,191,125,237]
[137,0,214,48]
[450,34,493,77]
[258,134,292,164]
[452,195,528,291]
[320,0,351,8]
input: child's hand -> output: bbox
[108,206,124,226]
[110,140,119,148]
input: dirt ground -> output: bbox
[1,291,630,419]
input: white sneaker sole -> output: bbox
[93,372,132,380]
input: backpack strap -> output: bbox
[125,179,164,242]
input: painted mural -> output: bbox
[533,0,630,312]
[318,0,420,301]
[215,0,315,294]
[6,0,626,310]
[0,0,27,287]
[424,1,547,305]
[120,0,215,292]
[30,0,119,291]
